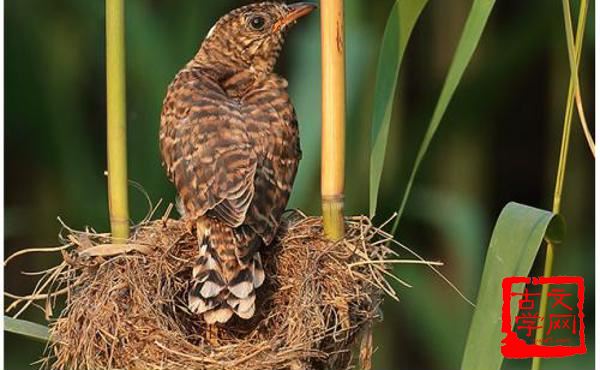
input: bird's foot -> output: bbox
[183,218,195,236]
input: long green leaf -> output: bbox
[4,316,50,343]
[369,0,429,218]
[460,202,565,370]
[391,0,496,231]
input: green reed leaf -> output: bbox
[461,202,565,370]
[369,0,428,218]
[4,316,50,343]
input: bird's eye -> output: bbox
[249,15,266,30]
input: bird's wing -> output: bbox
[240,75,301,244]
[160,71,257,227]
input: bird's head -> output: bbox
[196,2,317,74]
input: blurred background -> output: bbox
[5,0,595,369]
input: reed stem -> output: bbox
[320,0,346,241]
[106,0,130,241]
[531,1,586,368]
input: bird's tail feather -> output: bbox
[188,218,265,324]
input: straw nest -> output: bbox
[8,211,399,370]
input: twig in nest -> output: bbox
[4,244,73,266]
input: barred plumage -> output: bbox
[159,2,315,324]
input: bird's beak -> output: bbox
[274,3,317,32]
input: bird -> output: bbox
[159,2,316,324]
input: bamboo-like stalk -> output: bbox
[531,1,587,369]
[320,0,346,241]
[106,0,130,241]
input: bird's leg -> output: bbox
[205,323,220,346]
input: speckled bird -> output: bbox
[159,2,316,324]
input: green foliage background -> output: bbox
[4,0,595,369]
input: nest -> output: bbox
[8,212,400,370]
